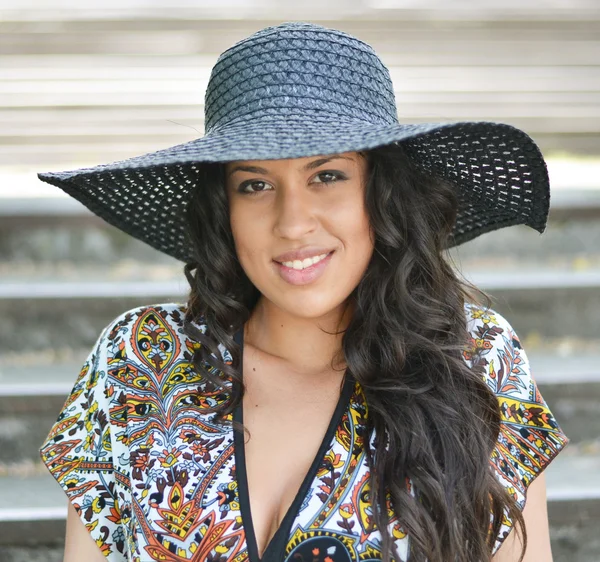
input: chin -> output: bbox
[276,292,351,319]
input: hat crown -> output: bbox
[204,21,400,133]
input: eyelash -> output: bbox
[236,171,347,195]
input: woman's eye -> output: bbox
[313,171,345,184]
[237,180,272,195]
[236,171,346,195]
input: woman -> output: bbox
[38,21,569,562]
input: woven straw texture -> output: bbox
[37,21,550,263]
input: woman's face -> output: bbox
[225,151,374,320]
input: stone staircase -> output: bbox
[1,3,599,561]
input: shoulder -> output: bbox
[100,301,191,338]
[462,302,569,552]
[462,301,535,400]
[60,303,194,401]
[463,301,521,352]
[96,301,203,358]
[94,301,214,374]
[461,305,570,552]
[95,302,239,399]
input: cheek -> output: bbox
[229,207,251,260]
[329,194,373,247]
[229,201,255,239]
[229,206,269,265]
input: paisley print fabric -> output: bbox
[39,301,569,561]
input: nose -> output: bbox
[273,181,319,239]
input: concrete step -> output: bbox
[3,282,599,349]
[0,18,599,158]
[447,213,600,267]
[3,35,599,65]
[4,160,600,211]
[0,352,596,468]
[0,361,83,397]
[544,383,600,458]
[1,453,596,513]
[1,269,600,301]
[0,453,597,562]
[0,393,75,467]
[3,68,599,108]
[0,297,179,353]
[7,58,600,90]
[0,279,188,299]
[1,98,599,166]
[3,90,599,114]
[1,0,600,22]
[2,194,600,264]
[0,262,182,284]
[480,286,600,341]
[0,8,598,561]
[2,350,597,397]
[0,215,181,264]
[0,546,63,562]
[5,135,599,167]
[2,13,600,37]
[2,521,598,562]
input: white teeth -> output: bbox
[281,252,329,270]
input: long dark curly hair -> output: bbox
[181,142,527,562]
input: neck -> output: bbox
[243,296,353,378]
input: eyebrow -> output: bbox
[227,155,354,177]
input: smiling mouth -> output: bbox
[273,250,335,285]
[274,250,334,268]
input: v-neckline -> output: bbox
[232,324,355,562]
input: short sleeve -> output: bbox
[463,303,570,554]
[39,321,126,560]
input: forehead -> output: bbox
[224,151,364,174]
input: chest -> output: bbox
[114,363,409,562]
[240,356,347,558]
[111,317,410,562]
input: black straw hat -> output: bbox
[37,21,550,263]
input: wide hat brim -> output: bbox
[37,117,550,263]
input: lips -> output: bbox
[274,250,334,266]
[273,248,335,264]
[274,249,335,286]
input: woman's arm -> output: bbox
[492,472,553,562]
[63,500,107,562]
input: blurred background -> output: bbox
[0,1,599,560]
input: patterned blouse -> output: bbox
[40,301,569,562]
